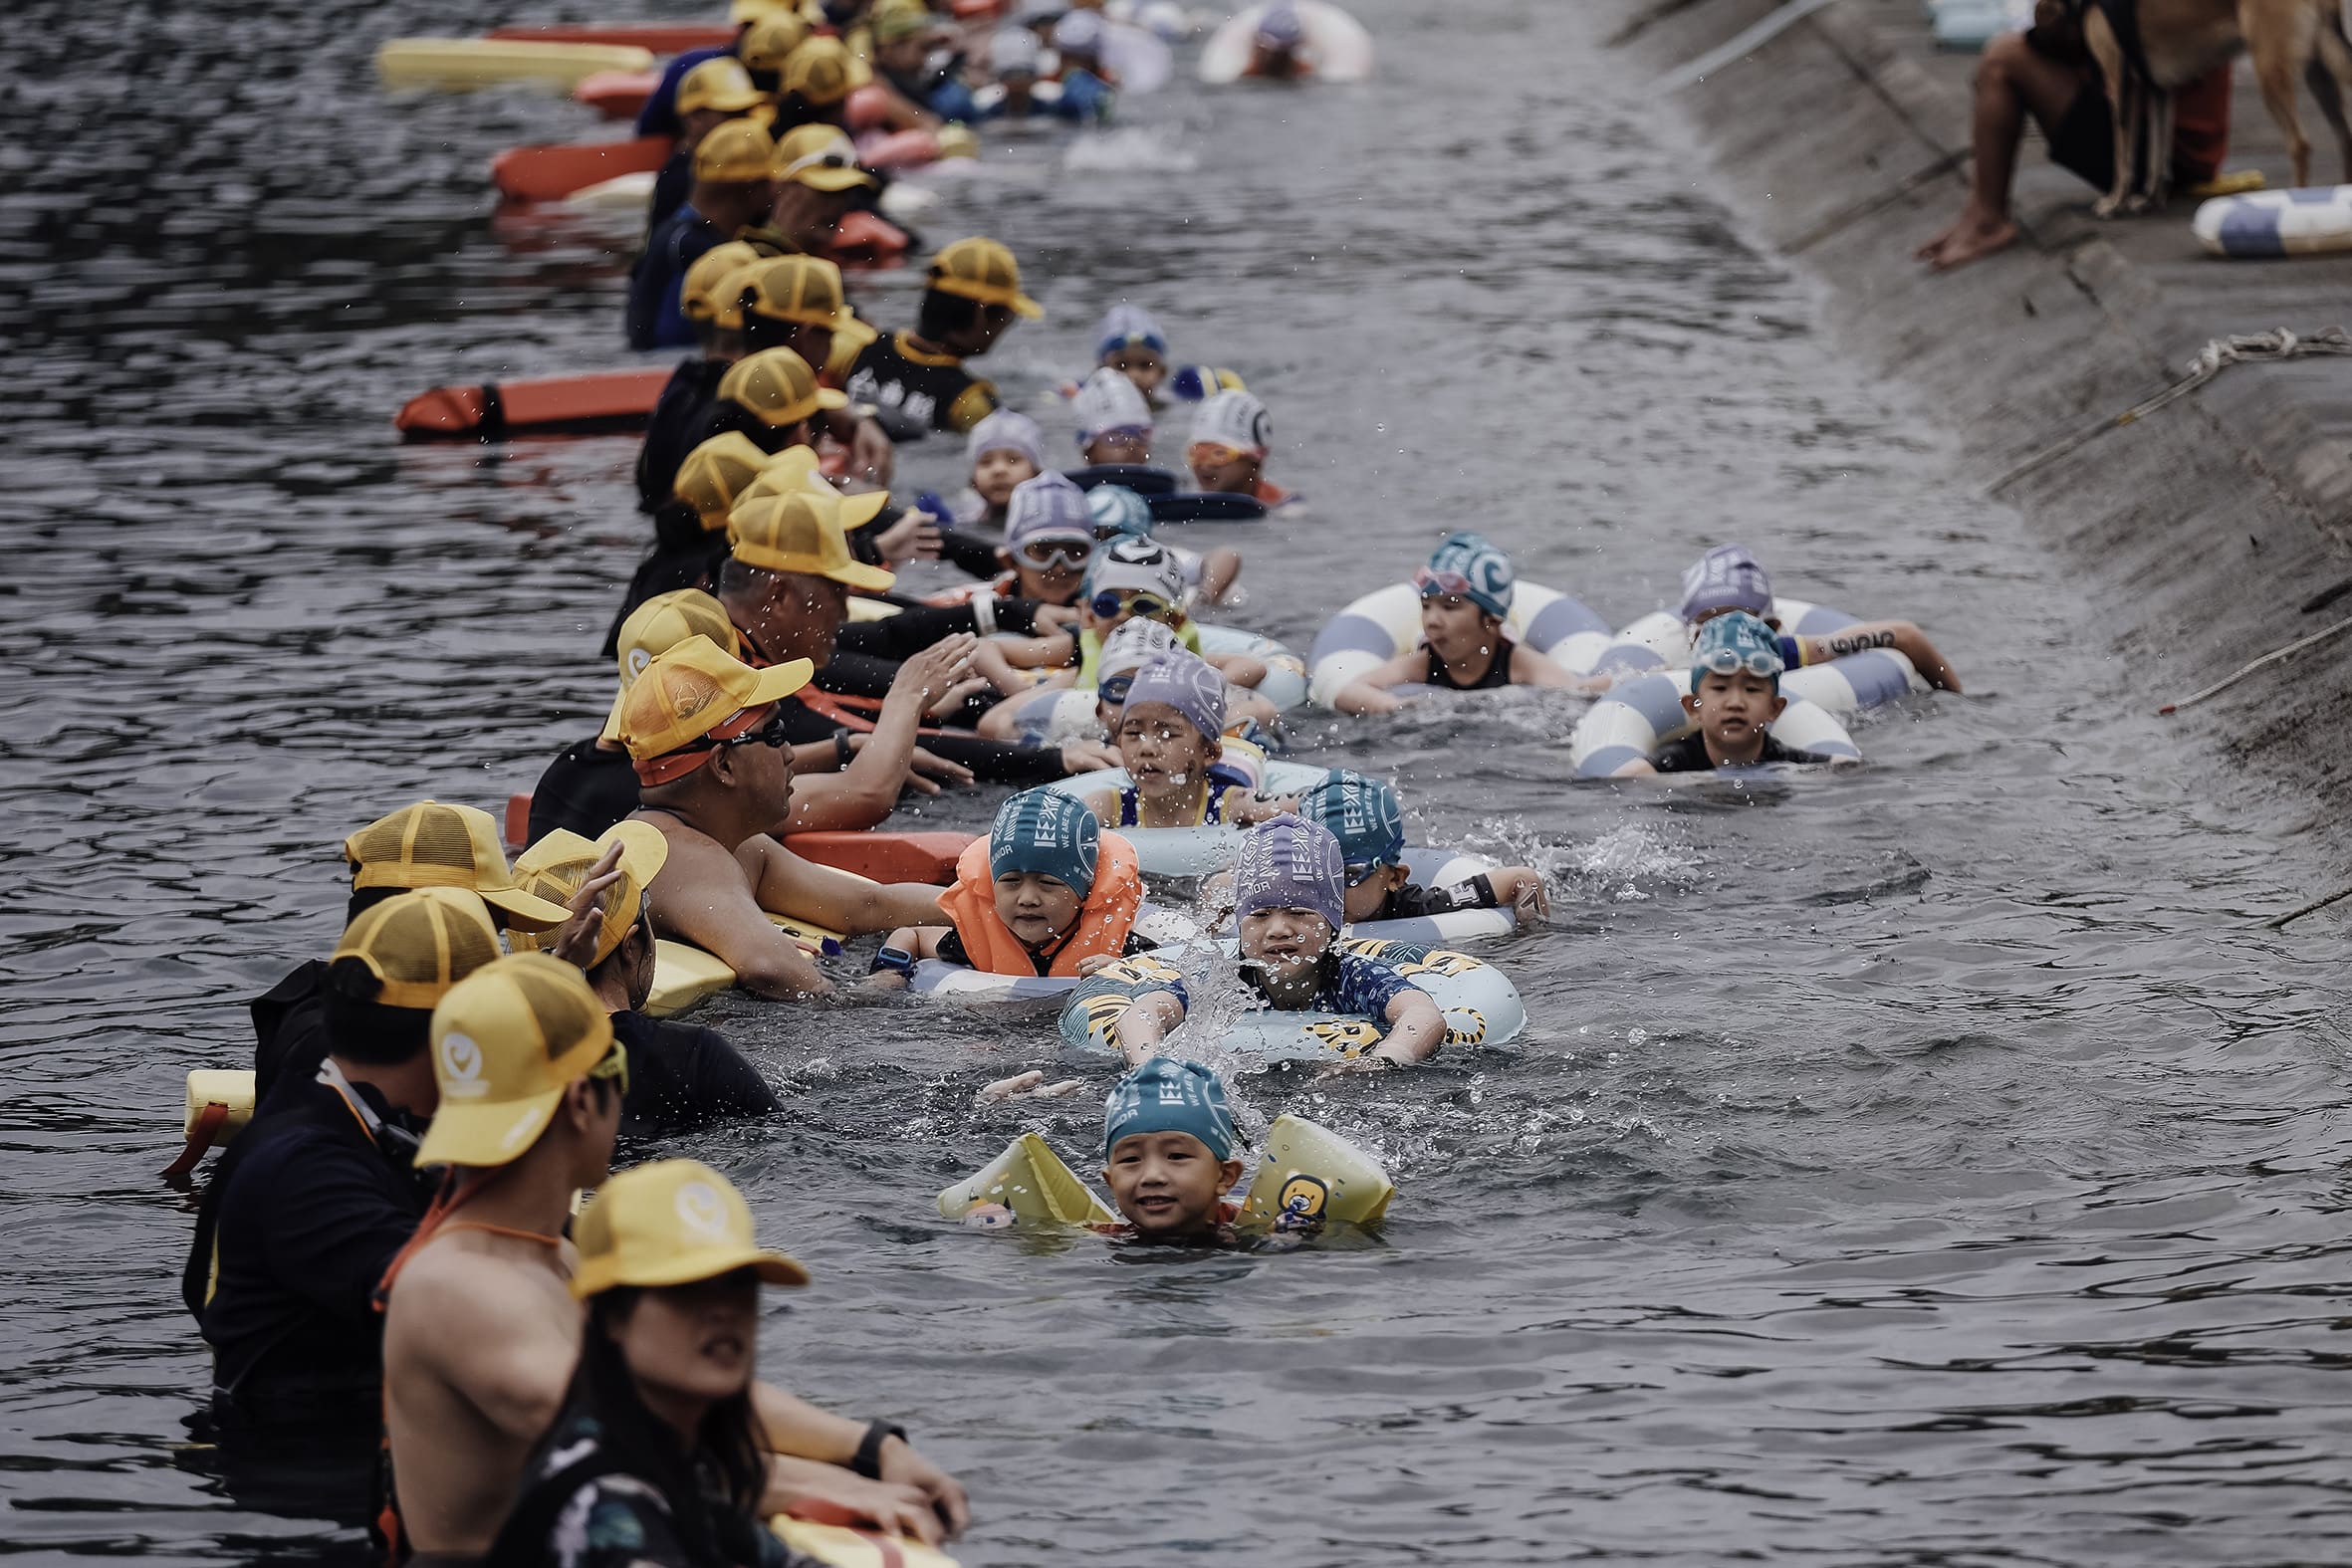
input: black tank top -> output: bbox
[1424,638,1515,691]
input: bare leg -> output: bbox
[2248,15,2318,188]
[1920,32,2091,270]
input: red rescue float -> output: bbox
[395,368,673,442]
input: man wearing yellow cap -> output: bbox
[648,56,768,233]
[632,0,800,143]
[846,236,1044,435]
[753,124,881,265]
[626,119,777,352]
[382,958,969,1556]
[870,0,977,123]
[632,241,763,515]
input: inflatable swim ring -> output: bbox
[2194,184,2352,257]
[906,903,1203,1002]
[1058,937,1525,1062]
[1307,580,1613,709]
[937,1113,1392,1229]
[1347,846,1519,945]
[1590,599,1927,719]
[1045,760,1331,877]
[1567,668,1859,779]
[1198,2,1375,84]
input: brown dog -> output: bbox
[2077,0,2352,213]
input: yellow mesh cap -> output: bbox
[716,346,848,427]
[738,445,889,530]
[926,236,1043,320]
[743,254,858,331]
[738,9,813,71]
[616,635,816,762]
[572,1159,809,1298]
[671,433,778,529]
[345,801,574,929]
[680,240,764,326]
[331,888,505,1011]
[870,0,933,44]
[728,489,895,591]
[677,57,766,114]
[781,36,856,105]
[416,955,617,1170]
[730,0,794,23]
[771,124,876,192]
[694,118,777,184]
[508,821,669,970]
[600,586,741,743]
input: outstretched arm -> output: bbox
[1798,620,1963,693]
[1371,988,1445,1065]
[1511,644,1612,695]
[1332,650,1428,716]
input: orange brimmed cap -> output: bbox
[616,634,814,781]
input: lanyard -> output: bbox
[316,1058,421,1160]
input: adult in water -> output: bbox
[845,237,1044,436]
[380,956,967,1559]
[646,57,767,234]
[628,119,777,352]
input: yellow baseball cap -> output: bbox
[694,118,777,184]
[677,57,766,115]
[417,954,619,1171]
[738,444,889,530]
[346,801,574,929]
[781,36,857,105]
[331,888,505,1010]
[572,1159,809,1298]
[600,588,743,744]
[616,634,816,765]
[770,124,877,193]
[730,0,793,23]
[870,0,934,45]
[717,346,848,428]
[742,253,860,332]
[680,240,764,327]
[926,236,1044,320]
[728,489,895,591]
[671,433,777,530]
[739,9,813,72]
[508,821,669,970]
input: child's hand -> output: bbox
[975,1069,1085,1105]
[1495,867,1551,921]
[1058,739,1120,774]
[1228,793,1297,827]
[1074,954,1121,978]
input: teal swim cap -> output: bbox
[988,788,1099,899]
[1299,770,1405,871]
[1103,1056,1237,1161]
[1689,610,1784,692]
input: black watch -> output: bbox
[868,945,915,978]
[851,1419,907,1479]
[832,727,856,768]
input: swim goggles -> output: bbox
[1413,565,1476,599]
[1097,673,1135,706]
[712,712,797,752]
[1090,589,1174,621]
[1018,536,1094,569]
[1695,645,1784,679]
[1088,424,1151,445]
[588,1039,631,1098]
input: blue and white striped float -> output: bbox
[1567,668,1859,779]
[991,621,1310,746]
[907,903,1204,1002]
[1347,847,1519,945]
[1058,937,1524,1063]
[2194,185,2352,258]
[1044,761,1333,876]
[1591,601,1926,717]
[1306,581,1614,710]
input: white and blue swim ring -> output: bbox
[1044,760,1332,877]
[907,903,1203,1002]
[1568,668,1859,780]
[1198,1,1375,84]
[1058,937,1525,1062]
[2194,185,2352,258]
[1193,621,1308,711]
[1591,600,1926,719]
[1345,846,1519,945]
[1307,580,1613,710]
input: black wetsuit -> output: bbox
[1649,732,1835,773]
[530,740,643,842]
[1423,639,1515,692]
[635,357,730,513]
[844,331,999,435]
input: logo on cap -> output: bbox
[440,1032,486,1098]
[676,1182,732,1238]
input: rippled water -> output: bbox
[8,0,2352,1562]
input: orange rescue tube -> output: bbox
[491,134,669,202]
[785,831,973,886]
[577,68,658,119]
[824,209,911,269]
[844,84,894,131]
[857,128,942,170]
[488,22,736,53]
[395,367,673,441]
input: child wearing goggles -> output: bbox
[1080,652,1295,830]
[1619,611,1842,775]
[1334,533,1611,715]
[1185,390,1294,510]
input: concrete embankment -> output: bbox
[1614,0,2352,844]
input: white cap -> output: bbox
[1097,617,1183,685]
[1188,389,1271,456]
[991,24,1041,76]
[1053,9,1105,52]
[1072,365,1154,446]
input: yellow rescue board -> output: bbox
[772,1516,960,1568]
[376,38,657,91]
[646,912,849,1018]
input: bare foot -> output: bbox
[1922,209,2017,271]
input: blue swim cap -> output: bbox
[1086,484,1153,542]
[1103,1056,1237,1161]
[1689,610,1784,692]
[1094,304,1169,361]
[1234,813,1346,934]
[988,788,1100,899]
[1679,544,1772,622]
[1421,531,1515,619]
[1298,771,1404,871]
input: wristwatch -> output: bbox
[868,945,915,978]
[832,727,856,768]
[851,1419,908,1478]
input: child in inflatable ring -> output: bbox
[1678,544,1964,693]
[1082,651,1294,830]
[866,788,1153,986]
[1333,532,1611,715]
[1112,816,1445,1071]
[973,536,1272,701]
[1618,612,1843,776]
[1301,771,1550,926]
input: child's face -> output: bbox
[1102,1131,1239,1239]
[1116,702,1217,798]
[1005,534,1091,604]
[973,449,1040,510]
[1104,347,1168,397]
[1081,428,1152,467]
[1419,593,1501,664]
[1682,670,1788,750]
[1238,905,1334,969]
[1186,443,1259,495]
[1341,862,1409,923]
[992,870,1082,947]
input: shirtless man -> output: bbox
[380,955,969,1561]
[619,635,956,998]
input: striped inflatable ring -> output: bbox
[1592,600,1926,718]
[1307,581,1613,710]
[1044,761,1332,876]
[989,621,1310,745]
[1567,668,1859,780]
[2194,185,2352,258]
[905,904,1204,1002]
[1348,847,1518,945]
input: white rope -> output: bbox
[1659,0,1842,92]
[2157,613,2352,715]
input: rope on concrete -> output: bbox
[2158,612,2352,716]
[1659,0,1842,92]
[1986,326,2352,496]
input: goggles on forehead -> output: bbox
[1696,646,1783,679]
[1414,565,1478,600]
[1086,424,1151,445]
[1018,536,1094,569]
[1090,589,1174,621]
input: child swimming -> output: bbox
[1081,651,1293,829]
[1109,815,1446,1069]
[1333,532,1611,714]
[971,537,1272,698]
[984,470,1097,611]
[1299,771,1551,925]
[1678,544,1965,693]
[1071,366,1154,467]
[1618,610,1842,775]
[952,409,1047,534]
[1094,304,1170,401]
[1088,485,1244,605]
[1185,389,1293,509]
[868,787,1150,985]
[1099,1056,1245,1242]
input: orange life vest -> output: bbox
[937,833,1142,978]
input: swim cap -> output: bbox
[1103,1056,1237,1161]
[1167,364,1246,402]
[1256,2,1306,47]
[1233,813,1345,934]
[1097,617,1182,686]
[1072,365,1153,447]
[1005,471,1095,549]
[1679,544,1772,622]
[1084,536,1187,606]
[1188,389,1271,457]
[1087,484,1153,541]
[968,408,1046,471]
[1053,9,1106,55]
[1689,609,1784,691]
[1299,771,1405,871]
[991,25,1042,77]
[1421,531,1515,619]
[1095,304,1169,361]
[988,787,1100,899]
[1121,650,1226,742]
